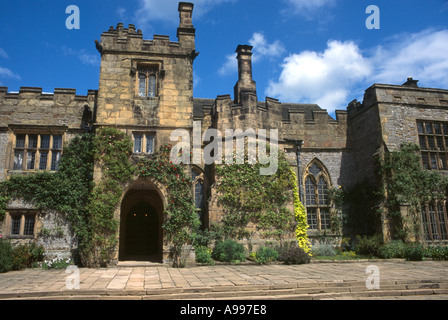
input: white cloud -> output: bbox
[0,48,8,59]
[62,47,100,66]
[265,29,448,113]
[218,32,285,76]
[266,40,371,113]
[371,29,448,89]
[249,32,285,63]
[218,53,237,76]
[0,66,21,80]
[284,0,336,15]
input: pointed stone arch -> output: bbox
[117,177,169,263]
[303,158,332,231]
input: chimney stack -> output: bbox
[177,2,195,50]
[234,45,256,104]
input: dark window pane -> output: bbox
[307,208,317,230]
[317,178,328,205]
[39,151,48,170]
[437,203,447,240]
[195,181,204,209]
[51,151,61,171]
[146,135,154,154]
[24,216,35,236]
[28,135,38,148]
[139,73,146,97]
[417,122,424,134]
[305,176,316,206]
[425,123,433,134]
[134,134,142,153]
[309,163,321,176]
[27,151,36,170]
[52,135,62,149]
[320,209,331,230]
[419,136,427,150]
[148,74,156,98]
[10,216,21,235]
[41,135,50,149]
[16,134,25,148]
[14,151,24,170]
[434,123,442,135]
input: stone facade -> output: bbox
[1,2,448,264]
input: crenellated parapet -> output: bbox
[0,87,97,129]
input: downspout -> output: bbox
[286,139,304,203]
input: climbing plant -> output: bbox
[0,133,95,264]
[215,147,297,246]
[135,144,199,267]
[83,127,134,267]
[289,168,311,254]
[379,143,448,241]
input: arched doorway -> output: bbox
[125,201,158,257]
[119,180,164,262]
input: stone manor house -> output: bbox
[1,2,448,264]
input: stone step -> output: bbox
[2,279,448,300]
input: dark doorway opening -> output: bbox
[119,183,164,263]
[125,201,159,259]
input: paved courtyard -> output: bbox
[1,260,447,299]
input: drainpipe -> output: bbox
[285,139,304,203]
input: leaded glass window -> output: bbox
[12,133,63,171]
[138,67,158,98]
[304,160,332,231]
[421,202,448,241]
[417,120,448,170]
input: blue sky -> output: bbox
[0,0,447,115]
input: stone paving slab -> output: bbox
[0,260,447,299]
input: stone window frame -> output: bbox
[417,120,448,171]
[132,60,164,100]
[191,166,206,225]
[303,159,332,231]
[421,200,448,241]
[4,210,39,239]
[9,129,65,172]
[132,132,156,155]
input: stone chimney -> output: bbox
[177,2,195,50]
[402,77,419,88]
[234,45,257,104]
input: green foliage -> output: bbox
[311,244,337,257]
[426,246,448,261]
[136,144,199,267]
[11,243,45,269]
[215,147,296,244]
[378,240,407,259]
[404,244,424,261]
[380,143,448,241]
[254,246,279,264]
[83,127,134,267]
[0,239,14,273]
[289,168,311,254]
[332,183,382,237]
[353,234,383,258]
[212,239,246,263]
[194,246,214,265]
[41,257,73,269]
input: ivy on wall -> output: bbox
[379,143,448,241]
[214,148,300,247]
[83,127,134,267]
[0,133,95,264]
[135,144,199,267]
